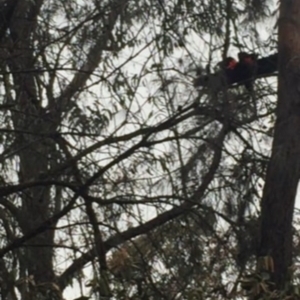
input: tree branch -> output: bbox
[57,125,229,289]
[57,0,129,108]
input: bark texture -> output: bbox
[258,0,300,288]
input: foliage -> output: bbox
[0,0,285,299]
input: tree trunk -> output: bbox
[5,0,57,286]
[258,0,300,288]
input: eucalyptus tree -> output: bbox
[0,0,285,299]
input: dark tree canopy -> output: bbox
[0,0,297,299]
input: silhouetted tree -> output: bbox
[0,0,296,299]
